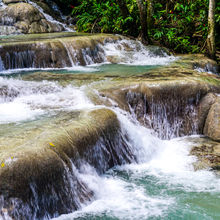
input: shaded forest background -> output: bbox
[51,0,219,55]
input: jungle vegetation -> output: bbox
[58,0,219,58]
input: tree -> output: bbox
[207,0,216,59]
[116,0,137,36]
[136,0,149,44]
[146,0,153,35]
[116,0,130,19]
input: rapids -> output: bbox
[0,34,220,220]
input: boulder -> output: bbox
[0,3,64,34]
[204,97,220,141]
[197,93,217,133]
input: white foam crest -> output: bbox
[54,163,173,220]
[0,77,93,124]
[110,105,220,192]
[113,107,163,163]
[16,85,94,111]
[0,0,6,9]
[0,102,44,124]
[0,66,98,75]
[116,136,220,193]
[103,39,176,66]
[28,1,73,32]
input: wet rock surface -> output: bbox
[0,33,220,218]
[100,67,220,139]
[0,3,64,35]
[198,93,217,133]
[0,33,121,70]
[190,137,220,171]
[204,97,220,141]
[0,108,135,219]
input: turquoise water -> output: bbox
[0,34,219,220]
[54,135,220,220]
[0,63,159,77]
[55,167,220,220]
[1,66,220,220]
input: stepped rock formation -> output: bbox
[0,33,220,218]
[0,33,120,70]
[0,108,135,219]
[98,54,220,139]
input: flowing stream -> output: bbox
[0,35,220,220]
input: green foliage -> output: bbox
[72,0,138,34]
[71,0,220,54]
[151,0,211,53]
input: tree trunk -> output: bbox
[116,0,136,36]
[136,0,149,44]
[207,0,216,59]
[116,0,130,19]
[146,0,153,33]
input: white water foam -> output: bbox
[28,0,73,32]
[0,37,176,73]
[0,77,93,124]
[195,66,219,75]
[53,105,220,220]
[0,66,98,75]
[103,39,176,66]
[54,162,174,220]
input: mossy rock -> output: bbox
[0,108,134,219]
[190,138,220,171]
[0,3,64,35]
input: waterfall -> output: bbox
[126,87,201,140]
[0,37,175,72]
[44,0,66,21]
[1,31,219,219]
[0,56,4,72]
[28,0,73,32]
[4,51,36,70]
[59,40,106,66]
[0,0,6,9]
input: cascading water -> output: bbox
[28,0,73,32]
[0,56,4,72]
[103,38,175,65]
[0,0,73,36]
[0,0,6,8]
[0,77,94,124]
[52,107,220,220]
[0,37,175,73]
[0,34,220,220]
[126,88,201,139]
